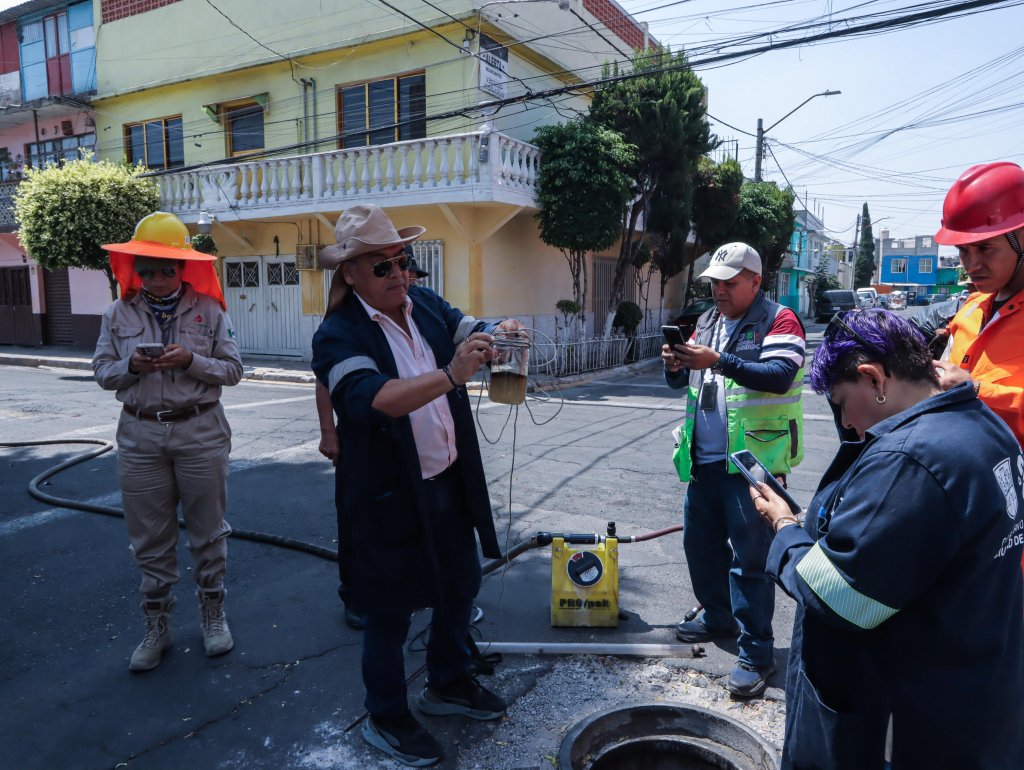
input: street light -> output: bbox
[754,90,841,182]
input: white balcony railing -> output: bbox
[157,131,541,215]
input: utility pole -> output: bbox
[753,90,841,182]
[754,118,764,182]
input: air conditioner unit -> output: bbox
[295,244,319,270]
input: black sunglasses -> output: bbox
[136,266,179,279]
[371,255,410,278]
[824,311,887,359]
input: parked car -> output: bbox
[672,297,716,338]
[877,294,891,308]
[815,289,859,323]
[856,288,879,308]
[888,292,907,310]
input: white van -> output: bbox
[856,288,878,308]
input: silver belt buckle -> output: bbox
[155,409,174,423]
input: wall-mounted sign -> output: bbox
[479,35,509,99]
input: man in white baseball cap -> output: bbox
[663,240,806,698]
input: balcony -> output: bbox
[0,180,20,233]
[156,131,541,219]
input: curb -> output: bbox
[1,354,664,388]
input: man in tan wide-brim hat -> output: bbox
[311,204,522,766]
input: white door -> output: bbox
[263,259,302,354]
[223,257,303,355]
[224,258,263,352]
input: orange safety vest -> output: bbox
[948,287,1024,571]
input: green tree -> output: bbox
[854,203,876,288]
[807,250,841,317]
[533,118,636,335]
[14,156,160,300]
[590,47,713,321]
[733,180,796,296]
[687,156,743,301]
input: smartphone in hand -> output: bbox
[729,450,802,515]
[662,325,688,349]
[136,343,166,359]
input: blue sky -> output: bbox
[618,0,1024,253]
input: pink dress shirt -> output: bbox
[355,292,458,479]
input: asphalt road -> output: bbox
[0,358,842,769]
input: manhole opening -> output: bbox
[590,737,734,770]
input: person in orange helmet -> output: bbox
[93,212,242,672]
[933,162,1024,570]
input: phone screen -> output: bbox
[729,450,802,515]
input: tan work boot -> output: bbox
[129,596,175,672]
[198,588,234,657]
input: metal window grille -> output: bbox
[409,239,443,295]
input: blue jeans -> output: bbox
[683,460,774,669]
[362,464,481,717]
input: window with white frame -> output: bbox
[918,258,933,274]
[890,258,907,274]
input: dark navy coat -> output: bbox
[311,286,500,610]
[768,384,1024,770]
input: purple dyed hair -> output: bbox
[809,309,935,393]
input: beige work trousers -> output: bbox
[116,404,232,597]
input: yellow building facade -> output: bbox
[91,0,666,357]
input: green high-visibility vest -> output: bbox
[672,370,804,482]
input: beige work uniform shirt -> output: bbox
[92,284,242,412]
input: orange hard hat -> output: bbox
[934,162,1024,246]
[102,212,226,308]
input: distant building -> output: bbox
[0,0,99,347]
[779,208,828,314]
[877,232,939,299]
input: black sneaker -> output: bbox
[726,662,776,698]
[362,710,443,767]
[417,676,506,721]
[675,618,739,643]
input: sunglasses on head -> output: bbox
[824,310,887,359]
[371,255,410,278]
[136,266,179,279]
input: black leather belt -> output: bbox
[123,401,219,423]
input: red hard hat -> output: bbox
[934,162,1024,246]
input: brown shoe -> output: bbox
[198,588,234,657]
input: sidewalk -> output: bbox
[0,345,664,388]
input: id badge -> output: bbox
[699,381,717,411]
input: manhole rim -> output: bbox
[558,701,779,770]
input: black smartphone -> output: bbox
[729,450,802,515]
[662,325,687,349]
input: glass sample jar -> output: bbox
[488,332,530,405]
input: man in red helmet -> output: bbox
[933,162,1024,571]
[933,162,1024,443]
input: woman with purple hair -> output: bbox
[751,308,1024,769]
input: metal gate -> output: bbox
[223,256,302,355]
[0,266,40,345]
[43,267,73,345]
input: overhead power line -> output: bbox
[144,0,1022,178]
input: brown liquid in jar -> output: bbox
[489,371,527,404]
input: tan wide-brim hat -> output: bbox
[318,204,425,268]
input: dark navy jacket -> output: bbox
[768,384,1024,769]
[311,286,500,609]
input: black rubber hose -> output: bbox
[1,439,339,562]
